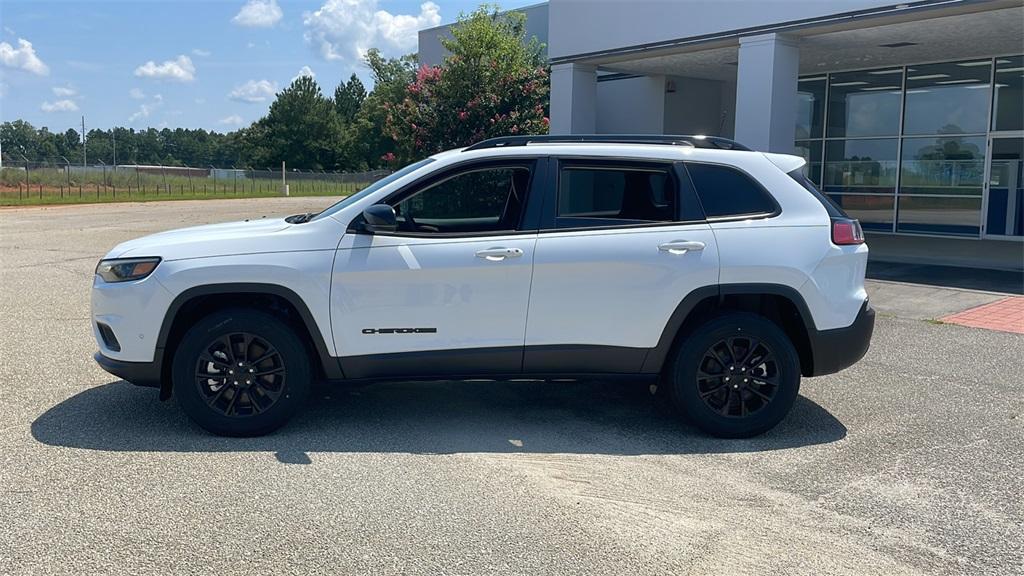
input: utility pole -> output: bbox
[81,116,86,167]
[112,128,117,169]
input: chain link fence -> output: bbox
[0,156,391,204]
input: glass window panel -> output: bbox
[824,139,898,194]
[993,55,1024,131]
[827,194,894,231]
[897,196,981,236]
[986,137,1024,236]
[558,167,674,223]
[686,163,777,217]
[794,140,823,185]
[826,68,902,138]
[396,166,531,233]
[903,60,991,135]
[797,77,826,140]
[899,136,985,196]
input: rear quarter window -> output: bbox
[685,163,778,219]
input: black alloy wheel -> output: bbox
[195,332,287,418]
[695,335,780,418]
[667,312,800,438]
[172,309,311,436]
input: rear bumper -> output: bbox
[94,351,162,388]
[808,300,875,377]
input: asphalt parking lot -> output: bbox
[1,198,1021,576]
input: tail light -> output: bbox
[832,218,864,245]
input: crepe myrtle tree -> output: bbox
[384,6,549,163]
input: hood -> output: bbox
[105,217,337,261]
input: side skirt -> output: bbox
[338,345,653,381]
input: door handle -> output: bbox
[658,240,705,255]
[475,247,524,261]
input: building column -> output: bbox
[734,33,799,152]
[550,63,597,134]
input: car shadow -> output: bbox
[32,379,846,458]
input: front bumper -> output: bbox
[808,300,875,377]
[94,351,162,388]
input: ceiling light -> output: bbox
[830,81,869,87]
[868,69,903,75]
[861,86,901,91]
[965,85,992,89]
[799,76,826,82]
[996,67,1024,73]
[907,74,950,80]
[956,61,993,67]
[935,79,985,85]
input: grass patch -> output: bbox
[1,184,362,207]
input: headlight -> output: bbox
[95,257,161,283]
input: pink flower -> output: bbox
[542,117,550,126]
[381,152,396,163]
[458,111,468,120]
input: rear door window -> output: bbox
[556,164,676,228]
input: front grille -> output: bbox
[97,322,121,352]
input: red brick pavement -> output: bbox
[940,296,1024,334]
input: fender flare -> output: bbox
[156,283,344,382]
[641,283,817,374]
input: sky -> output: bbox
[0,0,539,133]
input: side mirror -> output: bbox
[362,204,397,233]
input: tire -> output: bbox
[666,312,800,438]
[172,308,311,437]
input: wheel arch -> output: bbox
[156,283,343,399]
[642,283,818,377]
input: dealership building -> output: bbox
[419,0,1024,270]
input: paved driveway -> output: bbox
[1,199,1021,575]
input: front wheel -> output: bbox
[172,309,311,437]
[666,312,800,438]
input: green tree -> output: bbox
[345,48,419,169]
[260,75,342,169]
[334,73,367,124]
[385,6,549,162]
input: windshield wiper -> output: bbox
[285,212,316,224]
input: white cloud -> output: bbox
[0,38,50,76]
[303,0,440,64]
[52,85,76,97]
[128,93,163,123]
[134,55,195,82]
[41,99,78,112]
[192,48,211,57]
[229,79,277,103]
[129,87,146,99]
[219,114,245,126]
[292,65,315,82]
[233,0,283,28]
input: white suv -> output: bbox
[92,135,874,438]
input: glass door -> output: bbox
[983,135,1024,239]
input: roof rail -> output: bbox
[463,134,751,152]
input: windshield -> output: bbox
[310,158,435,222]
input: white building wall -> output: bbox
[547,0,902,59]
[663,76,734,137]
[596,76,665,134]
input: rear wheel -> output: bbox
[666,312,800,438]
[172,309,311,436]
